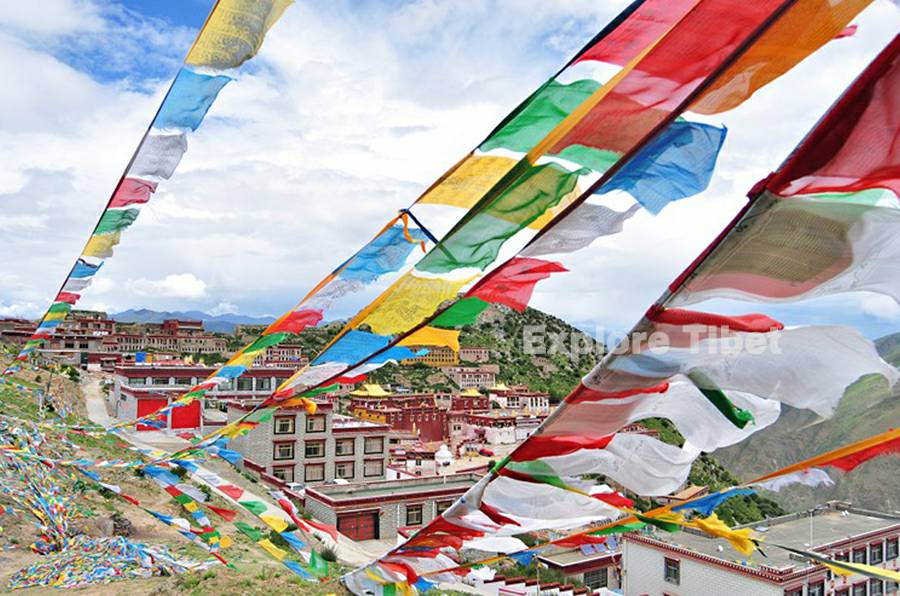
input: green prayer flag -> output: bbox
[589,521,646,536]
[238,500,268,516]
[95,208,139,234]
[383,583,397,596]
[634,513,681,533]
[503,459,568,491]
[554,145,621,172]
[301,383,339,397]
[309,549,329,577]
[234,521,262,542]
[246,407,277,423]
[245,332,289,353]
[688,371,754,429]
[48,302,72,314]
[432,297,490,328]
[418,163,585,274]
[481,79,601,154]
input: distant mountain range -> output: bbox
[110,309,276,333]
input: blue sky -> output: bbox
[0,0,898,340]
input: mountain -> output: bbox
[110,308,276,333]
[714,331,900,512]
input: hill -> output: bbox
[111,309,276,333]
[365,303,605,400]
[714,331,900,511]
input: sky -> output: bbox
[0,0,898,339]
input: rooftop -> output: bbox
[644,502,900,571]
[306,472,480,503]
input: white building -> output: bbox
[622,502,900,596]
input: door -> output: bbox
[136,398,169,431]
[170,400,200,429]
[338,510,379,541]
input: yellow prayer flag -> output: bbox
[83,231,121,258]
[227,351,259,367]
[257,538,286,561]
[686,513,757,556]
[260,512,289,533]
[219,535,233,549]
[187,0,293,70]
[418,154,518,209]
[398,326,460,352]
[354,272,473,335]
[44,311,69,322]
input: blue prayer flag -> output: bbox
[599,120,727,214]
[154,68,231,131]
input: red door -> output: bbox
[136,398,168,431]
[338,511,379,541]
[170,400,200,429]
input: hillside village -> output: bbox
[6,305,897,594]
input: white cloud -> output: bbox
[0,0,897,347]
[0,301,42,319]
[127,274,208,299]
[859,294,900,321]
[209,300,239,316]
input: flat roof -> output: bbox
[307,473,479,502]
[645,503,900,571]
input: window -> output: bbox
[854,548,867,564]
[304,463,324,483]
[664,558,680,585]
[306,416,325,433]
[887,538,899,560]
[274,416,295,435]
[872,543,884,565]
[436,500,453,516]
[406,505,423,526]
[256,378,271,391]
[273,442,294,461]
[175,377,192,386]
[304,441,325,458]
[364,437,384,454]
[836,551,850,562]
[809,582,825,596]
[237,378,253,391]
[335,438,355,456]
[584,568,608,590]
[785,589,803,596]
[886,581,898,595]
[335,461,355,479]
[853,583,868,596]
[271,466,294,483]
[872,580,884,596]
[364,459,384,478]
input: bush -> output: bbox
[319,547,338,562]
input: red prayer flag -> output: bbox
[468,257,568,311]
[511,434,615,462]
[109,177,157,208]
[55,292,80,304]
[823,434,900,473]
[207,504,237,521]
[771,35,900,197]
[217,484,244,501]
[264,309,323,335]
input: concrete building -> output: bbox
[623,501,900,596]
[459,346,490,363]
[402,345,459,367]
[539,541,623,592]
[488,384,551,414]
[226,400,390,486]
[112,364,298,430]
[441,365,499,390]
[304,473,479,541]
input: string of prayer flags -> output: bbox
[8,0,293,370]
